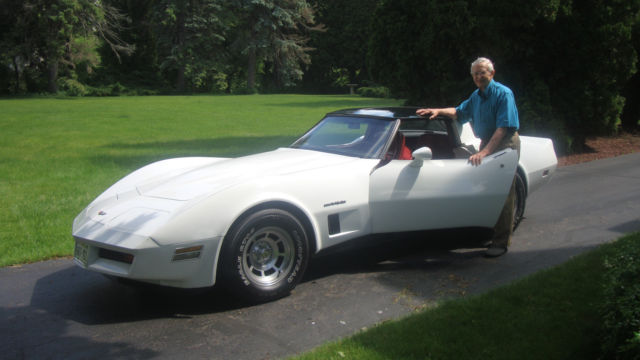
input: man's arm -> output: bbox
[416,107,458,120]
[469,127,508,166]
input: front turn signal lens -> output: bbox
[172,245,203,261]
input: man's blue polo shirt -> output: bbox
[455,80,519,141]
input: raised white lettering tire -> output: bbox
[220,208,309,302]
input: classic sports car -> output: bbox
[73,107,557,301]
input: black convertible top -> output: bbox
[327,107,423,120]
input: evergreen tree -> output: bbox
[98,0,160,89]
[0,0,132,93]
[233,0,319,91]
[302,0,378,93]
[153,0,228,92]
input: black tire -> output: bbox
[513,171,527,231]
[220,208,310,302]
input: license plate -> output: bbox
[74,242,89,267]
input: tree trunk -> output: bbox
[12,56,20,94]
[47,60,58,93]
[247,46,256,91]
[175,8,186,92]
[621,72,640,132]
[176,65,185,92]
[272,61,281,90]
[225,69,234,94]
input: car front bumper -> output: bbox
[73,230,223,288]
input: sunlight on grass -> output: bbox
[0,94,402,266]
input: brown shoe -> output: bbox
[485,246,507,258]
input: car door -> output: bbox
[368,149,518,234]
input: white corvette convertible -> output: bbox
[73,107,557,301]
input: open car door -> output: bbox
[369,148,518,234]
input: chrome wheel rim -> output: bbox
[242,226,295,286]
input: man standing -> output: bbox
[416,57,520,257]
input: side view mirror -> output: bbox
[410,147,432,167]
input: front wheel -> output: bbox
[220,208,310,302]
[513,171,527,231]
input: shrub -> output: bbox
[234,86,258,95]
[601,233,640,359]
[110,82,127,96]
[135,88,160,96]
[85,85,112,97]
[58,78,87,97]
[357,86,390,98]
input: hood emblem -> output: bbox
[98,211,107,216]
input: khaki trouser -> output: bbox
[480,131,520,247]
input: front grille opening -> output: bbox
[98,248,134,264]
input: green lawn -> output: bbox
[0,94,403,266]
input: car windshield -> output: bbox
[291,116,395,158]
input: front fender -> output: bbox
[152,160,376,255]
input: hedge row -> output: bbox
[601,233,640,359]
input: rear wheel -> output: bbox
[220,208,309,302]
[513,171,527,231]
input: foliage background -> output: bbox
[1,0,640,151]
[367,0,639,152]
[601,233,640,359]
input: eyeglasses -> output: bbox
[471,70,488,76]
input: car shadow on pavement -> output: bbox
[3,270,162,359]
[24,230,491,328]
[305,228,492,281]
[27,266,242,325]
[2,307,159,359]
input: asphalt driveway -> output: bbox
[1,152,639,360]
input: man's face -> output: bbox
[471,64,494,91]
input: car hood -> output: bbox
[136,148,360,201]
[74,148,369,246]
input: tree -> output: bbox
[233,0,319,91]
[302,0,379,93]
[621,11,640,132]
[369,0,475,105]
[0,0,133,93]
[98,0,162,89]
[368,0,640,152]
[153,0,228,92]
[530,0,637,148]
[0,1,35,93]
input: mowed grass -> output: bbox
[0,94,403,266]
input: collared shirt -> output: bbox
[455,80,519,141]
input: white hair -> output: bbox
[471,57,495,73]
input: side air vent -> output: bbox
[328,214,341,235]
